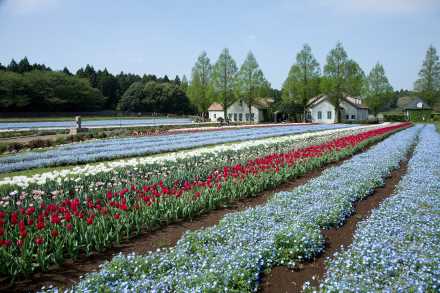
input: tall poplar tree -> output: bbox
[211,48,238,119]
[414,45,440,105]
[363,63,394,116]
[236,51,270,121]
[187,51,213,116]
[282,44,320,121]
[321,42,365,122]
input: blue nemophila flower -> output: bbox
[320,124,440,292]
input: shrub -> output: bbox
[383,114,406,122]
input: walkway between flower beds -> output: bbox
[260,144,414,292]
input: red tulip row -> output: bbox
[0,122,411,278]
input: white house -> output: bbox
[208,98,273,123]
[307,95,369,124]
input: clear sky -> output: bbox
[1,0,439,90]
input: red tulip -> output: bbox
[34,237,44,245]
[51,214,61,225]
[114,213,120,220]
[51,229,59,238]
[86,217,94,225]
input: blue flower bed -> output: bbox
[319,124,440,292]
[54,126,420,292]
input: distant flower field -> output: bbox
[0,124,354,173]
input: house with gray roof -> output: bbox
[403,97,432,122]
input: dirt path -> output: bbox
[260,150,413,293]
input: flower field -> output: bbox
[0,124,354,173]
[0,123,409,279]
[0,124,377,190]
[319,124,440,292]
[61,124,419,292]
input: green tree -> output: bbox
[187,51,213,116]
[212,48,238,119]
[236,51,270,121]
[8,59,19,72]
[76,64,98,87]
[363,63,394,116]
[181,74,189,92]
[321,42,365,122]
[96,68,120,109]
[0,71,30,109]
[117,81,144,112]
[17,57,32,73]
[62,67,73,76]
[282,44,320,121]
[414,45,440,105]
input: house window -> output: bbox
[228,113,232,120]
[213,113,216,118]
[245,113,249,121]
[234,113,238,121]
[239,100,243,107]
[327,111,332,119]
[317,111,322,120]
[345,115,349,119]
[250,113,255,121]
[351,115,356,120]
[239,113,243,121]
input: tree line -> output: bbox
[0,57,193,113]
[1,43,439,118]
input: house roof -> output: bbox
[208,102,223,111]
[404,97,432,110]
[307,95,369,110]
[208,98,274,111]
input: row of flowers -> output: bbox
[319,124,440,292]
[0,124,409,278]
[0,125,379,199]
[0,124,354,173]
[62,124,419,292]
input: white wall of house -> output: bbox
[340,101,367,121]
[309,100,335,124]
[208,100,264,123]
[208,111,224,122]
[308,99,369,124]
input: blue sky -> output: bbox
[1,0,439,90]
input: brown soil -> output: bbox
[0,139,386,293]
[260,151,412,293]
